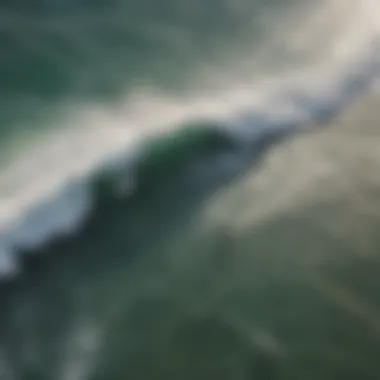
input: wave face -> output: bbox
[1,0,380,379]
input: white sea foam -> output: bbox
[0,0,380,278]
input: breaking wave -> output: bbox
[1,41,380,279]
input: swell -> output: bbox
[1,40,380,281]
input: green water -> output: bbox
[0,0,306,140]
[1,0,380,379]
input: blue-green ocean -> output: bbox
[1,0,380,379]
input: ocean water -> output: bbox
[1,0,380,379]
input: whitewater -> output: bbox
[2,0,380,379]
[1,0,380,278]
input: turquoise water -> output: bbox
[1,1,380,379]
